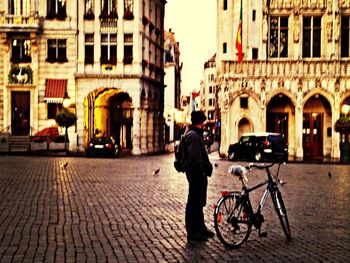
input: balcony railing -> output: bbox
[220,60,350,80]
[0,13,43,32]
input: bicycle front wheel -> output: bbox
[214,193,251,248]
[271,188,291,240]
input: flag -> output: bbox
[236,0,243,63]
[191,91,200,99]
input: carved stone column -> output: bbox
[147,111,154,153]
[153,111,160,152]
[140,107,148,154]
[332,85,341,159]
[132,108,141,155]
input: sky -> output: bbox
[164,0,217,95]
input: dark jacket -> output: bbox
[184,125,213,177]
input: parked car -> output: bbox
[86,137,119,157]
[228,132,288,162]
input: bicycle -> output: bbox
[213,161,291,248]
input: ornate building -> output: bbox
[216,0,350,160]
[0,0,166,155]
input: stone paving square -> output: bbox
[0,154,349,262]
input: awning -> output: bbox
[44,79,67,103]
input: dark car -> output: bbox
[86,137,119,157]
[228,132,288,162]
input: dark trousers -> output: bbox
[185,173,208,237]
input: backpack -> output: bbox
[174,130,195,173]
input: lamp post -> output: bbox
[62,92,70,154]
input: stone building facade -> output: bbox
[216,0,350,160]
[0,0,166,155]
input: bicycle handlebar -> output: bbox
[245,162,276,170]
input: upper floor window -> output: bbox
[47,0,67,20]
[84,0,95,20]
[9,0,30,15]
[223,42,227,53]
[124,0,134,19]
[269,16,288,58]
[11,39,31,63]
[47,103,62,119]
[223,0,227,11]
[303,16,321,58]
[85,34,94,64]
[124,34,133,64]
[341,16,350,58]
[101,33,117,64]
[100,0,117,18]
[47,39,67,63]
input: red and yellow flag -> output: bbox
[235,0,243,63]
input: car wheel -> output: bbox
[254,151,263,161]
[228,151,236,161]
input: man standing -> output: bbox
[184,111,214,241]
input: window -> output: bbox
[84,0,95,19]
[12,39,31,63]
[209,86,213,94]
[9,0,30,15]
[223,42,227,53]
[85,34,94,64]
[47,0,66,20]
[124,34,133,64]
[47,103,62,119]
[240,97,248,108]
[223,0,227,11]
[252,10,256,22]
[209,98,214,106]
[303,16,321,58]
[252,48,258,59]
[47,39,67,63]
[341,16,350,57]
[100,0,117,18]
[124,0,134,19]
[269,16,288,58]
[101,33,117,64]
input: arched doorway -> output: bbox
[237,117,252,139]
[84,88,133,151]
[303,94,332,159]
[266,93,294,142]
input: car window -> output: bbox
[241,136,250,143]
[91,137,111,144]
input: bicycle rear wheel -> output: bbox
[271,188,291,240]
[214,193,251,248]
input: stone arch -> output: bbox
[265,88,296,108]
[302,88,334,113]
[237,116,253,139]
[83,88,133,150]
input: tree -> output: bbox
[55,109,77,153]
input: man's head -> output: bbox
[191,111,207,128]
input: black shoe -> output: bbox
[202,229,215,238]
[187,233,208,242]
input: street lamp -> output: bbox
[341,104,350,116]
[63,92,71,109]
[62,92,70,154]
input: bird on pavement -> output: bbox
[328,171,332,178]
[62,162,69,170]
[153,168,160,175]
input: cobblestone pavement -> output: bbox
[0,153,349,263]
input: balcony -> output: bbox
[0,12,43,33]
[220,60,350,80]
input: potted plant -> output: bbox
[55,108,77,154]
[334,115,350,162]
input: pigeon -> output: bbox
[328,171,332,178]
[153,169,160,175]
[214,163,219,167]
[62,162,68,170]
